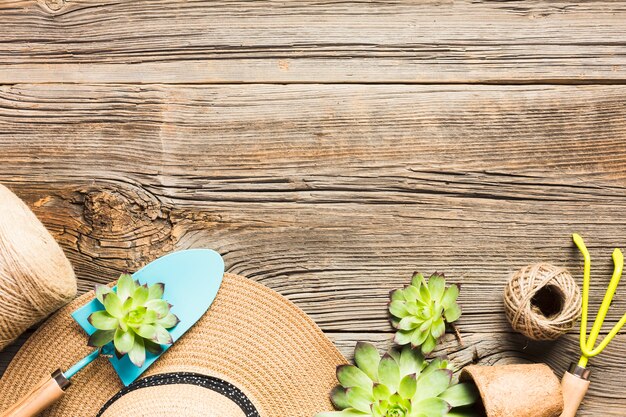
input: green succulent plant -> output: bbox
[389,273,461,355]
[88,273,179,367]
[316,343,478,417]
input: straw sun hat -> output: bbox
[0,273,347,416]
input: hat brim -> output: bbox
[99,376,250,417]
[0,273,346,416]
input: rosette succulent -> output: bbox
[88,273,179,367]
[316,343,477,417]
[389,273,461,355]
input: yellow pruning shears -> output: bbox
[560,234,626,417]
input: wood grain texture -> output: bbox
[1,83,626,413]
[2,0,626,414]
[1,0,626,83]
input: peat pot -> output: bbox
[460,364,564,417]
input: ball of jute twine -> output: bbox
[504,263,581,341]
[0,184,76,351]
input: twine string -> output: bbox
[504,263,582,341]
[0,184,76,350]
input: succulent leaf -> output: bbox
[421,335,437,354]
[331,386,351,410]
[354,342,381,381]
[428,275,445,301]
[444,305,461,323]
[347,387,374,413]
[148,283,165,300]
[410,273,424,288]
[128,337,146,367]
[157,312,180,328]
[394,330,412,346]
[438,383,479,408]
[132,285,150,307]
[95,284,112,304]
[431,317,446,339]
[373,383,391,401]
[441,285,459,310]
[337,365,372,391]
[413,369,452,402]
[389,301,409,318]
[116,273,135,302]
[399,346,425,377]
[103,292,124,318]
[398,374,417,399]
[88,311,118,330]
[410,328,428,349]
[153,324,174,344]
[389,273,462,355]
[390,289,405,302]
[421,357,451,377]
[134,324,157,340]
[398,316,419,331]
[88,329,115,347]
[88,272,178,368]
[143,309,158,324]
[403,285,420,301]
[318,344,475,417]
[114,327,135,354]
[411,397,451,416]
[145,299,169,319]
[378,354,400,393]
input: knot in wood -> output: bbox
[41,0,65,12]
[83,188,161,237]
[80,185,174,270]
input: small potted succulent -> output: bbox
[87,273,179,367]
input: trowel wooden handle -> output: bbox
[0,370,70,417]
[560,370,590,417]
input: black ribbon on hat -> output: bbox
[96,372,260,417]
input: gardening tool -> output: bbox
[0,249,224,417]
[560,234,626,417]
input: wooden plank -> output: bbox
[1,1,626,83]
[1,83,626,323]
[1,83,626,414]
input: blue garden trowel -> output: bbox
[0,249,224,417]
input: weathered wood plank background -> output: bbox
[1,1,626,415]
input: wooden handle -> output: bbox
[0,370,70,417]
[560,371,590,417]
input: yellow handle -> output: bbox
[572,234,626,367]
[0,370,69,417]
[559,371,590,417]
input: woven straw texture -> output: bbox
[100,384,246,417]
[0,273,346,416]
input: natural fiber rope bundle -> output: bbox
[0,184,76,351]
[504,263,581,341]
